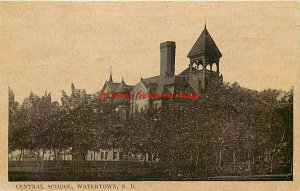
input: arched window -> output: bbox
[212,63,217,72]
[198,64,203,70]
[205,63,210,70]
[136,91,144,100]
[191,62,197,69]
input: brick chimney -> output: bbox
[160,41,176,78]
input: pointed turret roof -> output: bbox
[109,66,113,82]
[187,25,222,59]
[101,67,121,93]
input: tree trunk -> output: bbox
[104,151,107,170]
[196,152,199,166]
[18,148,23,165]
[205,153,208,172]
[72,157,75,181]
[49,149,51,161]
[83,151,86,161]
[270,153,273,173]
[215,150,218,164]
[233,150,236,174]
[54,149,57,161]
[190,150,193,165]
[112,148,114,162]
[248,152,252,175]
[219,149,222,168]
[83,152,86,177]
[94,151,96,161]
[149,153,152,171]
[42,149,44,169]
[37,148,40,173]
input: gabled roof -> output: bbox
[102,81,120,93]
[141,75,161,84]
[116,79,134,93]
[187,26,222,59]
[178,67,197,76]
[140,75,195,96]
[173,76,195,94]
[138,79,158,94]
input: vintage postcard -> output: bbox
[0,1,299,191]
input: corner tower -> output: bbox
[187,25,222,90]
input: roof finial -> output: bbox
[205,13,207,29]
[109,66,113,82]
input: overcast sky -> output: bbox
[1,2,298,102]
